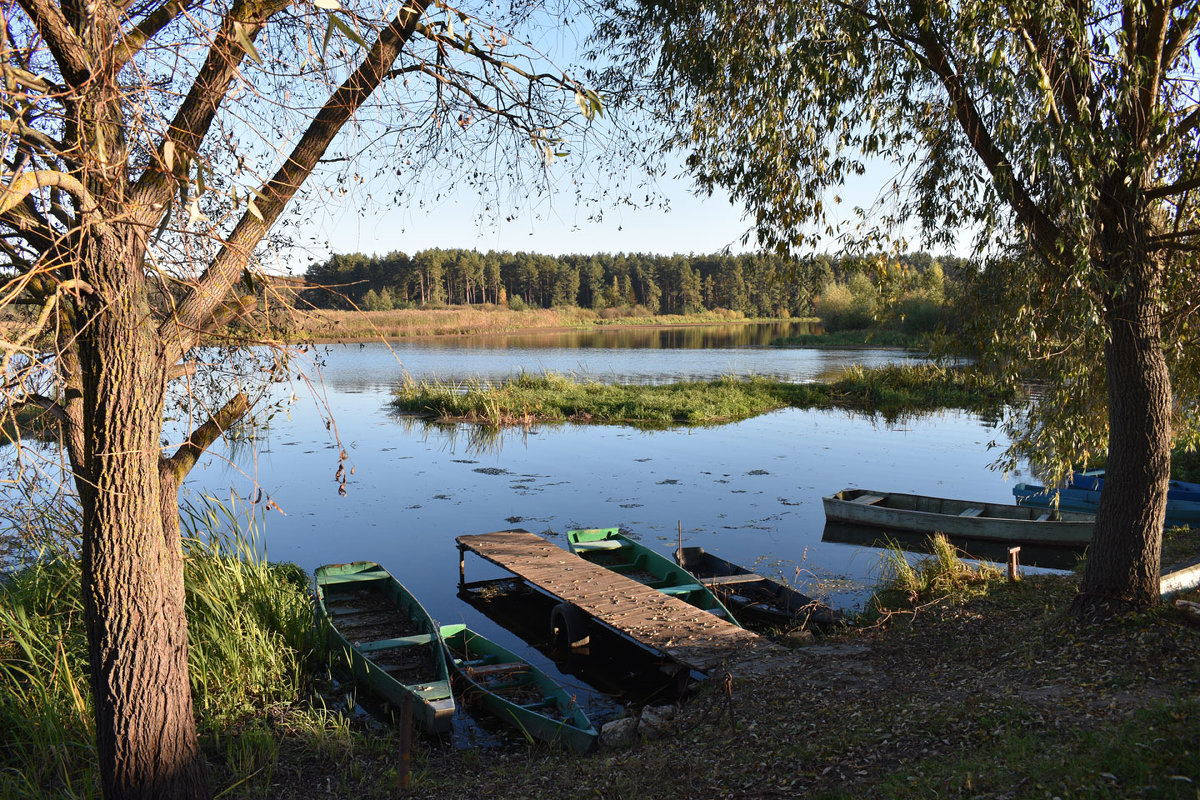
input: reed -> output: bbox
[0,495,317,799]
[871,534,1003,611]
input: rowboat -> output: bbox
[672,546,843,629]
[822,489,1094,546]
[1070,470,1200,501]
[566,528,741,626]
[1014,481,1200,527]
[314,561,455,733]
[440,624,598,753]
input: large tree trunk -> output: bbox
[76,239,209,799]
[1072,251,1173,618]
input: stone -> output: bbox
[600,717,638,748]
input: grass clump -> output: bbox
[870,533,1003,613]
[0,497,321,799]
[392,364,1014,429]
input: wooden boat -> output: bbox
[1070,470,1200,501]
[440,623,598,753]
[822,489,1094,546]
[672,546,843,629]
[1014,481,1200,527]
[314,561,455,733]
[566,528,741,626]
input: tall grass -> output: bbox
[0,495,316,799]
[870,533,1003,612]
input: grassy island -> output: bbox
[391,364,1014,428]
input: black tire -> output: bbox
[550,602,590,650]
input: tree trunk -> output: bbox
[1072,253,1172,619]
[77,240,209,799]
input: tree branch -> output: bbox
[160,392,249,482]
[13,0,92,86]
[907,0,1061,250]
[128,0,289,228]
[159,0,435,365]
[0,169,95,216]
[113,0,199,68]
[1145,173,1200,199]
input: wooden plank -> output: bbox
[851,494,885,505]
[456,530,794,676]
[357,634,435,652]
[700,573,765,587]
[959,507,983,517]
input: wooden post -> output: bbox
[1007,547,1021,582]
[458,543,466,588]
[677,520,683,555]
[398,693,412,792]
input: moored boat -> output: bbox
[566,527,741,626]
[314,561,455,733]
[440,624,598,753]
[672,546,844,628]
[1014,481,1200,528]
[1069,470,1200,501]
[822,489,1094,546]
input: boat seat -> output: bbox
[520,697,558,710]
[700,574,764,587]
[1036,512,1052,521]
[658,583,704,596]
[959,507,983,517]
[850,494,885,505]
[571,540,626,552]
[462,661,530,678]
[319,570,390,585]
[357,633,435,652]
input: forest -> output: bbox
[302,248,971,330]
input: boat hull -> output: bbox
[822,489,1094,546]
[1014,482,1200,527]
[673,546,843,628]
[315,561,455,733]
[441,624,598,753]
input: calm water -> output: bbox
[190,324,1030,619]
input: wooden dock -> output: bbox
[456,530,794,677]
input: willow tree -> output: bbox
[0,0,598,795]
[595,0,1200,615]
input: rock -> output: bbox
[638,705,676,740]
[600,717,638,748]
[783,629,816,647]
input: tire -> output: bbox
[550,602,590,650]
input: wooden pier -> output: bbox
[456,530,794,677]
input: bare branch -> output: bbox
[160,0,435,365]
[113,0,199,67]
[13,0,92,85]
[1145,173,1200,200]
[160,392,250,482]
[0,169,94,215]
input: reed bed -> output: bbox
[391,364,1014,429]
[284,305,774,342]
[0,496,317,799]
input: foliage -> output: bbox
[303,247,970,320]
[0,497,317,799]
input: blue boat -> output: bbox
[1069,470,1200,502]
[1013,481,1200,528]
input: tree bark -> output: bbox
[1072,248,1173,618]
[77,234,209,799]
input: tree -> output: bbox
[596,0,1200,615]
[0,0,597,795]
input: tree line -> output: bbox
[303,248,971,321]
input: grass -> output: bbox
[392,363,1015,429]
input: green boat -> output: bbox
[565,527,741,627]
[440,624,599,753]
[314,561,455,733]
